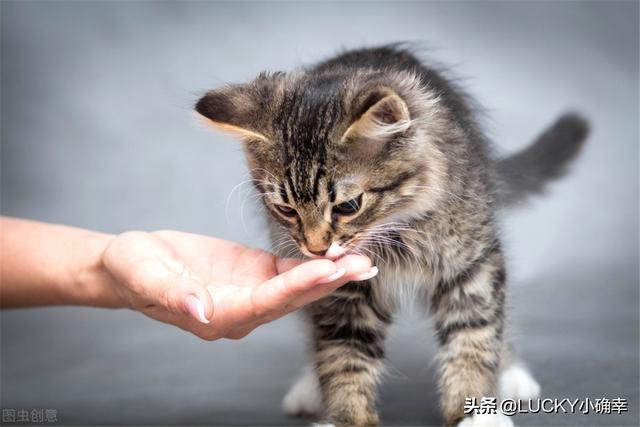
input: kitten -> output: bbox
[195,45,588,427]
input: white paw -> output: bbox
[311,424,335,427]
[458,413,514,427]
[282,366,323,417]
[499,365,541,401]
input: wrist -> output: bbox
[71,230,123,308]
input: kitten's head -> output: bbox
[196,70,447,259]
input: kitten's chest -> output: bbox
[369,224,487,310]
[375,213,493,277]
[371,261,434,312]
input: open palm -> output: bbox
[102,230,373,340]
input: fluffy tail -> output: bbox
[496,113,589,207]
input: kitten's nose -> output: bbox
[304,229,331,257]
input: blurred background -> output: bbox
[1,1,638,426]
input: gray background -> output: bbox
[1,1,638,426]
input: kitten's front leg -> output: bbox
[309,280,392,426]
[431,248,508,426]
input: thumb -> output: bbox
[102,232,214,323]
[132,256,214,324]
[159,260,214,324]
[179,281,214,324]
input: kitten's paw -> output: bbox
[499,365,541,401]
[457,413,514,427]
[311,423,335,427]
[282,367,322,417]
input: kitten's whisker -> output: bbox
[225,179,261,226]
[248,168,282,186]
[358,238,415,259]
[359,239,412,254]
[347,240,388,267]
[349,245,387,268]
[240,191,279,232]
[367,222,431,237]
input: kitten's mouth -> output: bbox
[300,241,367,262]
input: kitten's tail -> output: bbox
[495,113,589,207]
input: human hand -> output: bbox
[101,230,375,340]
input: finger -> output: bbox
[103,233,215,323]
[142,305,222,341]
[138,259,215,324]
[283,254,374,312]
[274,257,304,274]
[274,253,372,275]
[250,254,377,323]
[248,259,340,318]
[167,271,215,324]
[335,254,373,278]
[182,288,214,324]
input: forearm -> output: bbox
[0,217,121,308]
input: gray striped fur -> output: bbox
[196,45,588,426]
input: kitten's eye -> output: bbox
[333,194,363,216]
[275,204,297,218]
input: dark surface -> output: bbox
[1,1,638,426]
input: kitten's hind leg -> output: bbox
[282,364,323,418]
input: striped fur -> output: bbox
[309,281,391,425]
[196,45,586,426]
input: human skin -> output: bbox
[0,217,376,340]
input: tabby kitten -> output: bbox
[195,45,588,427]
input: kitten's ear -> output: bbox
[341,88,411,143]
[195,77,274,141]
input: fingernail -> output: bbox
[319,267,346,284]
[352,266,379,282]
[185,295,210,324]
